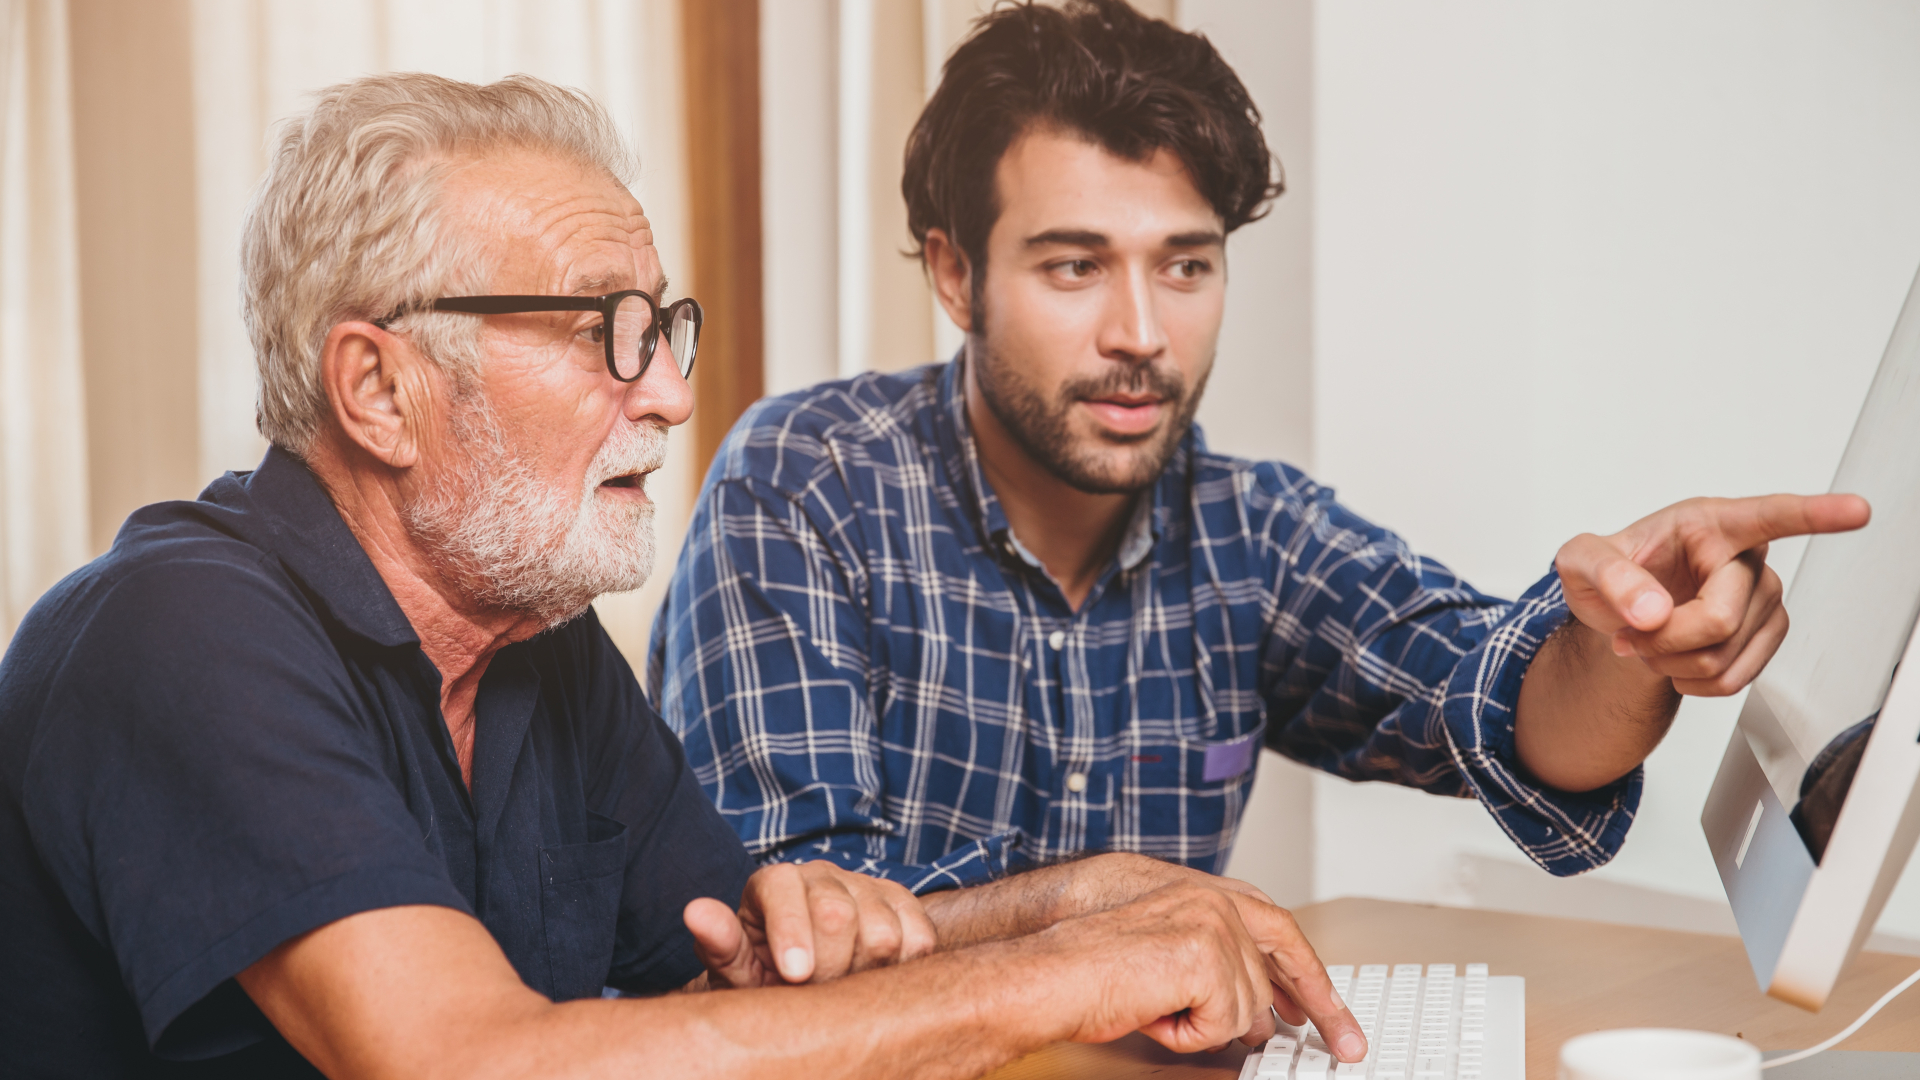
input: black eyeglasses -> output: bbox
[418,291,702,383]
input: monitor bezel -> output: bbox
[1704,592,1920,1011]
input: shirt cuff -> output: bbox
[904,831,1030,895]
[767,830,1028,896]
[1441,569,1642,877]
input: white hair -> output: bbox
[240,72,635,455]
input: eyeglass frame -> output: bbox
[378,290,703,384]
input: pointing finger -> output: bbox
[1708,493,1870,554]
[1232,899,1366,1063]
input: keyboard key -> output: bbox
[1465,964,1488,977]
[1414,1056,1448,1077]
[1296,1050,1332,1078]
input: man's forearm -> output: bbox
[919,860,1083,948]
[922,853,1247,949]
[248,904,1096,1080]
[543,939,1089,1080]
[1514,617,1680,792]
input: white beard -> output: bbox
[402,390,665,629]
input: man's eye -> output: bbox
[1172,258,1210,278]
[583,321,607,345]
[1055,259,1097,279]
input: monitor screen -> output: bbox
[1738,273,1920,864]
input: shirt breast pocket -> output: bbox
[1119,723,1266,872]
[539,812,628,1001]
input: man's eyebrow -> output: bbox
[568,273,626,297]
[653,276,671,301]
[1024,229,1109,249]
[1022,228,1227,250]
[1166,230,1226,248]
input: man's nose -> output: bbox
[1100,267,1169,363]
[625,341,694,427]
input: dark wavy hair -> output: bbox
[903,0,1282,284]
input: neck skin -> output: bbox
[962,353,1138,612]
[306,435,547,788]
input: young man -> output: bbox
[0,72,1361,1078]
[652,0,1865,897]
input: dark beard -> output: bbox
[970,333,1208,494]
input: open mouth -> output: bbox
[600,473,644,490]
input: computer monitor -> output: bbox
[1702,262,1920,1011]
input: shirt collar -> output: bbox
[932,356,1166,576]
[206,445,421,648]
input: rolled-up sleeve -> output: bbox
[1258,481,1637,877]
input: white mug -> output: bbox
[1559,1028,1762,1080]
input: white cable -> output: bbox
[1760,965,1920,1069]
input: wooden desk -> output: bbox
[983,897,1920,1079]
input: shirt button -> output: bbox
[1048,630,1066,650]
[1065,771,1088,793]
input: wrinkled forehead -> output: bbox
[439,148,664,295]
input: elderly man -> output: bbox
[653,0,1867,895]
[0,74,1360,1078]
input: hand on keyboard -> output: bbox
[1241,963,1523,1079]
[1038,881,1366,1061]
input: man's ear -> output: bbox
[320,322,435,470]
[923,229,975,335]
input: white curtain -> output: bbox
[0,0,89,644]
[0,0,692,660]
[187,0,694,663]
[759,0,1175,396]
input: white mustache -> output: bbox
[588,421,668,487]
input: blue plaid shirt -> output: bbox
[649,361,1639,894]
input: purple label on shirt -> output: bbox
[1202,730,1261,782]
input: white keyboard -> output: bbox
[1239,963,1525,1080]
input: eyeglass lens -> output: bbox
[609,295,699,381]
[668,301,699,377]
[610,295,656,381]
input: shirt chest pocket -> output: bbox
[1117,721,1266,873]
[1125,723,1266,792]
[539,812,628,1001]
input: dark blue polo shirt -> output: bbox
[0,447,755,1077]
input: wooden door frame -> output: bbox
[681,0,766,479]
